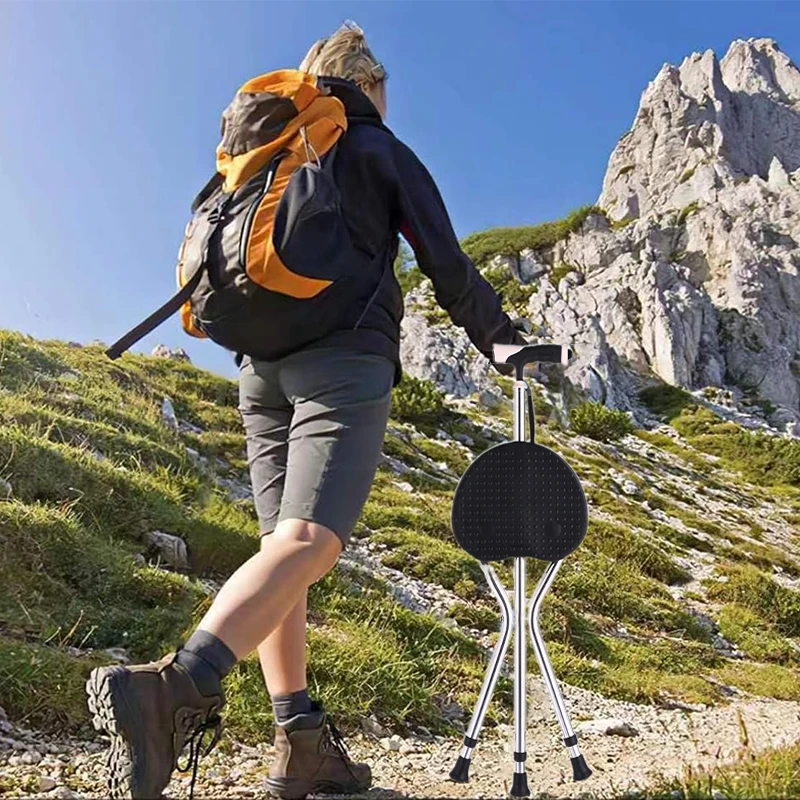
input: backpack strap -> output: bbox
[106,185,229,360]
[105,265,206,360]
[191,173,224,213]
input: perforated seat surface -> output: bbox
[452,441,588,562]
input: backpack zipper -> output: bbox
[238,155,284,270]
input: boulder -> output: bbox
[151,345,191,363]
[577,718,639,737]
[142,531,189,570]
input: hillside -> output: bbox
[5,34,800,800]
[1,328,800,797]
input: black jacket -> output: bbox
[306,78,522,382]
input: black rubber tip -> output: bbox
[510,772,530,797]
[571,754,592,782]
[449,756,470,783]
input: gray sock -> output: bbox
[272,688,312,723]
[175,630,237,698]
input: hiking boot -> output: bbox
[265,702,371,799]
[86,654,224,799]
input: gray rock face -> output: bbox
[151,345,191,362]
[399,284,500,399]
[490,250,547,283]
[397,39,800,425]
[600,38,800,221]
[527,39,800,425]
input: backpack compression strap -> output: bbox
[105,266,205,360]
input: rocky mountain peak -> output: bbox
[600,38,800,222]
[401,38,800,434]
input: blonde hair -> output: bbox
[299,21,386,90]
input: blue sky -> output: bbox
[1,1,798,377]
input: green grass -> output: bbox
[706,564,800,637]
[549,635,721,708]
[674,407,800,487]
[646,745,800,800]
[610,215,636,230]
[549,262,580,286]
[678,201,701,225]
[0,424,259,574]
[586,519,691,585]
[714,661,800,701]
[0,501,203,657]
[648,743,800,799]
[717,604,798,664]
[641,386,800,494]
[461,205,604,265]
[557,552,705,637]
[3,327,800,755]
[0,637,102,730]
[373,527,484,597]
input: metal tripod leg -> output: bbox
[510,557,530,796]
[528,561,593,782]
[449,563,512,783]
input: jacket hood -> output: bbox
[318,76,384,124]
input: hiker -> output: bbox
[88,21,527,800]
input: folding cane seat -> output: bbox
[449,343,592,797]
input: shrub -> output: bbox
[461,205,604,265]
[638,384,695,420]
[391,374,446,423]
[481,260,537,312]
[394,241,423,297]
[569,402,634,441]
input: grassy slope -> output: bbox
[647,742,800,799]
[1,330,800,763]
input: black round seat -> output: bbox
[452,441,588,562]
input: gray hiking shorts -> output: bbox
[238,347,394,548]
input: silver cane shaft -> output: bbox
[528,561,575,741]
[458,564,512,759]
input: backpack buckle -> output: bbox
[207,194,233,227]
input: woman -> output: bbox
[87,21,525,800]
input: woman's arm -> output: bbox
[389,139,525,358]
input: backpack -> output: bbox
[106,70,389,361]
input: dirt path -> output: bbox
[367,682,800,799]
[3,681,800,799]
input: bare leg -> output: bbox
[258,592,308,695]
[197,519,341,660]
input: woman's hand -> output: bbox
[492,317,533,375]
